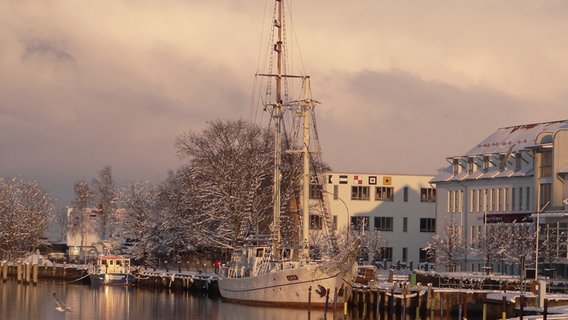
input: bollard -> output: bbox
[307,286,312,314]
[324,289,330,316]
[1,262,7,282]
[426,283,433,314]
[520,295,524,320]
[482,302,487,320]
[24,263,31,284]
[333,287,338,311]
[32,264,39,285]
[17,261,22,282]
[543,298,548,320]
[501,296,506,320]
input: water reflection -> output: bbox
[0,280,432,320]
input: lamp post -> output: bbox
[535,201,550,280]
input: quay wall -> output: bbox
[0,261,218,295]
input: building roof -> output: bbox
[431,119,568,183]
[463,120,568,157]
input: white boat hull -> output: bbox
[218,264,349,307]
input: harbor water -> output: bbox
[0,279,446,320]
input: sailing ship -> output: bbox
[217,0,360,307]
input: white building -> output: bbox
[66,207,126,262]
[313,172,436,269]
[431,120,568,276]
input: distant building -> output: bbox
[431,120,568,276]
[312,172,436,269]
[66,207,126,262]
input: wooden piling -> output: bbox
[17,261,23,282]
[32,263,38,285]
[501,296,507,320]
[1,261,7,282]
[24,263,31,284]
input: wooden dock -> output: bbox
[0,261,219,295]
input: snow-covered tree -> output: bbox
[175,119,278,249]
[91,166,118,240]
[426,223,464,272]
[68,180,92,263]
[470,222,509,270]
[503,222,535,274]
[0,177,54,261]
[119,180,162,266]
[538,223,567,270]
[360,229,387,262]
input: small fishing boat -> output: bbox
[89,255,134,286]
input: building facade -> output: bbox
[311,172,436,269]
[431,120,568,276]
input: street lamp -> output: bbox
[535,200,550,280]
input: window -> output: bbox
[519,187,524,211]
[333,185,339,200]
[499,154,506,171]
[419,248,434,263]
[540,183,551,210]
[403,187,408,202]
[515,153,523,171]
[512,188,516,212]
[526,187,531,211]
[375,187,394,201]
[420,218,436,232]
[402,247,408,263]
[309,215,323,230]
[491,189,497,212]
[497,188,502,211]
[467,157,474,174]
[374,217,393,231]
[471,189,478,212]
[420,188,436,202]
[309,183,322,200]
[403,217,408,232]
[541,150,552,177]
[452,158,459,175]
[332,215,337,230]
[483,155,490,173]
[351,186,370,200]
[378,247,393,262]
[351,216,369,231]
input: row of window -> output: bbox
[361,247,434,263]
[346,186,436,202]
[349,216,436,233]
[451,150,553,178]
[452,152,524,175]
[447,186,542,213]
[308,215,436,233]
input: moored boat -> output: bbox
[217,0,360,307]
[89,255,134,286]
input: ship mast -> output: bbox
[272,0,284,258]
[301,78,312,259]
[266,0,314,260]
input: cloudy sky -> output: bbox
[1,0,567,206]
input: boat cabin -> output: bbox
[96,255,131,274]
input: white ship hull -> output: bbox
[218,264,349,307]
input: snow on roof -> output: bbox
[463,120,568,157]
